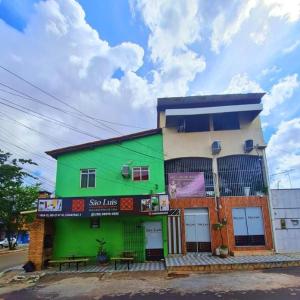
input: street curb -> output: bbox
[0,247,28,256]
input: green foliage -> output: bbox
[0,149,39,249]
[96,238,107,256]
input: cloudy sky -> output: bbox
[0,0,300,191]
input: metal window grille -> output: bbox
[164,158,214,195]
[217,155,266,196]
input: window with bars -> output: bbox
[132,167,149,181]
[217,155,266,196]
[164,158,214,195]
[80,169,96,188]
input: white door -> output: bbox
[184,208,211,242]
[144,222,163,249]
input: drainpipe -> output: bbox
[260,146,277,253]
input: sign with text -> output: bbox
[168,172,205,198]
[37,195,169,218]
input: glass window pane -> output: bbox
[88,173,96,187]
[133,168,141,181]
[81,174,88,188]
[141,168,149,180]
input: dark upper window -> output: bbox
[184,115,210,132]
[132,167,149,181]
[213,112,240,131]
[80,169,96,188]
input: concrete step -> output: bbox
[232,250,275,256]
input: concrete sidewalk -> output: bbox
[166,252,300,272]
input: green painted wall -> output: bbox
[52,133,168,261]
[53,215,168,261]
[55,133,165,197]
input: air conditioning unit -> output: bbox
[244,139,254,153]
[212,141,221,155]
[121,165,130,178]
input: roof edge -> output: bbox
[46,128,162,159]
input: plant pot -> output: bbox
[244,187,250,196]
[219,247,229,258]
[96,254,108,264]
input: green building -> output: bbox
[40,129,168,262]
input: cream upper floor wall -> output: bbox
[159,112,266,160]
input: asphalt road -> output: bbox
[1,267,300,300]
[0,249,28,272]
[3,287,300,300]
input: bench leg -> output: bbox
[114,260,117,270]
[127,260,130,270]
[76,262,79,271]
[59,263,62,271]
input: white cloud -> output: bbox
[267,118,300,188]
[260,65,281,77]
[225,73,264,94]
[283,39,300,54]
[131,0,201,62]
[0,0,157,190]
[130,0,206,97]
[264,0,300,23]
[262,74,300,115]
[211,0,258,54]
[250,23,268,45]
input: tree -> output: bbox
[0,149,39,250]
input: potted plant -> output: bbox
[96,238,108,264]
[213,218,229,258]
[219,245,229,258]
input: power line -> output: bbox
[0,133,157,193]
[0,83,147,131]
[0,96,164,161]
[0,65,167,158]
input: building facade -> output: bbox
[30,129,169,269]
[157,93,274,255]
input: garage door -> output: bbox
[184,208,211,252]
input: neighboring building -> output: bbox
[157,93,274,255]
[29,129,168,269]
[271,189,300,253]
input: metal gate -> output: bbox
[232,207,265,246]
[184,208,211,252]
[168,210,182,254]
[123,222,145,262]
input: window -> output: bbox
[132,167,149,181]
[80,169,96,188]
[213,112,240,131]
[232,207,265,246]
[183,115,210,132]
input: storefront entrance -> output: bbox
[184,208,211,252]
[144,221,164,261]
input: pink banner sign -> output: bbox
[168,172,205,198]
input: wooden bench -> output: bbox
[48,258,89,271]
[111,257,134,270]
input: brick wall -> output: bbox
[28,218,54,270]
[170,196,273,255]
[28,219,45,270]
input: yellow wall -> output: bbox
[159,112,265,160]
